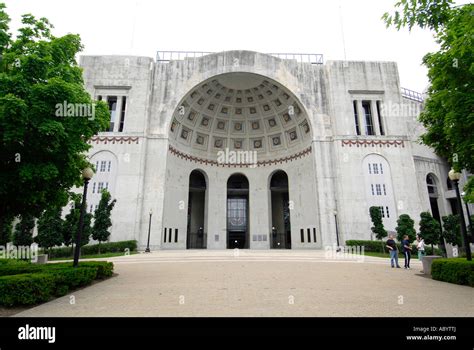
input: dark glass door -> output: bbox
[227,197,248,248]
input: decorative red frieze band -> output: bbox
[168,145,312,167]
[88,136,140,145]
[341,139,404,148]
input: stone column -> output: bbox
[371,100,380,136]
[356,100,365,135]
[206,169,227,249]
[249,170,271,249]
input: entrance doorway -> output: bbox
[187,170,207,249]
[270,171,291,249]
[227,174,249,249]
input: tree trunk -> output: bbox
[98,241,101,255]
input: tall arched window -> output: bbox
[426,173,441,223]
[269,170,291,249]
[363,154,397,232]
[186,170,207,249]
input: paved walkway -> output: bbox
[13,250,474,317]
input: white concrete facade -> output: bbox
[79,50,462,250]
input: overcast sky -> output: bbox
[4,0,469,92]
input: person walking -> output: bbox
[386,234,401,268]
[416,235,426,261]
[402,235,412,269]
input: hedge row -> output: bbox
[0,261,114,279]
[431,258,474,287]
[345,240,443,255]
[0,261,114,306]
[45,240,137,258]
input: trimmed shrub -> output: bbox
[0,273,56,306]
[48,240,137,258]
[0,259,30,266]
[0,261,114,306]
[76,261,114,278]
[345,240,387,252]
[431,258,474,287]
[345,240,443,255]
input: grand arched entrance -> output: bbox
[227,174,249,249]
[270,170,291,249]
[165,70,314,250]
[187,170,207,249]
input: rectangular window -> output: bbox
[107,96,118,132]
[371,184,375,196]
[362,101,374,135]
[368,163,372,174]
[89,204,93,213]
[98,182,104,192]
[307,228,311,243]
[92,182,96,194]
[386,206,390,218]
[383,184,387,195]
[373,163,379,174]
[380,206,385,218]
[119,96,127,132]
[300,229,304,243]
[313,228,317,243]
[380,163,384,174]
[353,101,360,135]
[174,228,178,243]
[104,182,109,190]
[107,161,111,172]
[164,228,167,243]
[100,161,107,172]
[376,101,385,135]
[376,184,382,196]
[95,161,99,172]
[97,95,102,101]
[168,228,172,243]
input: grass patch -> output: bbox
[49,251,138,261]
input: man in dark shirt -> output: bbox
[401,235,412,269]
[386,235,401,268]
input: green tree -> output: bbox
[36,206,64,255]
[92,190,116,254]
[419,211,442,251]
[0,3,109,236]
[63,193,91,250]
[0,216,12,246]
[369,206,387,252]
[12,214,34,246]
[383,1,474,202]
[442,214,462,248]
[395,214,416,242]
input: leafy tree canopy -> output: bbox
[383,1,474,201]
[0,3,109,232]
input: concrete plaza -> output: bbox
[13,250,474,317]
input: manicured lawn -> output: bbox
[49,251,138,261]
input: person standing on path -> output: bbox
[386,234,401,268]
[416,235,426,261]
[402,235,412,269]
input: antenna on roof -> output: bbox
[130,0,139,54]
[338,0,347,61]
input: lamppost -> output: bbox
[73,167,94,268]
[334,210,341,252]
[145,209,152,253]
[462,192,473,238]
[448,169,472,261]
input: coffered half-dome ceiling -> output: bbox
[169,72,312,161]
